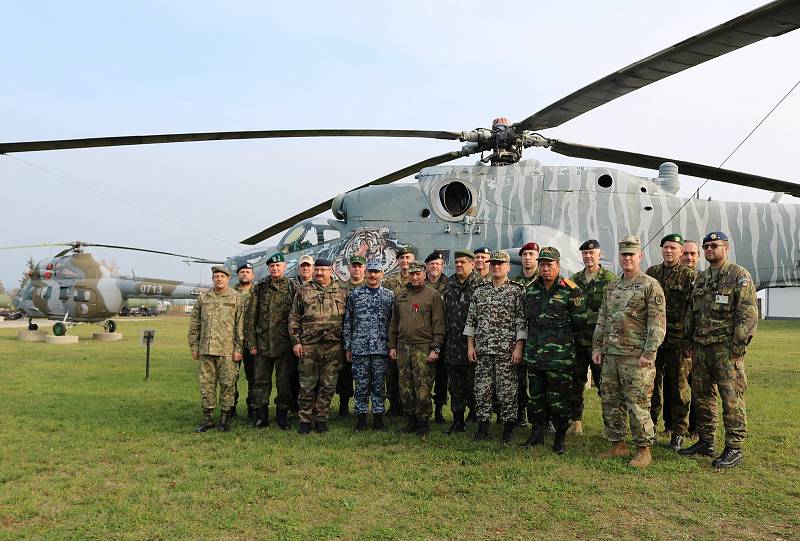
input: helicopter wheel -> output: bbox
[53,322,67,336]
[28,319,39,331]
[106,320,117,333]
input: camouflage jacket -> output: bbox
[464,278,527,357]
[338,279,366,297]
[288,280,347,345]
[684,261,758,356]
[188,287,244,358]
[425,273,449,296]
[513,270,539,288]
[524,275,586,369]
[382,271,410,295]
[234,283,255,349]
[389,284,445,349]
[343,285,395,355]
[443,271,481,365]
[245,276,296,355]
[570,265,618,346]
[645,263,697,348]
[592,271,666,361]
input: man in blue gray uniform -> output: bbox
[343,260,395,431]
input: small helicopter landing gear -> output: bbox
[28,318,39,331]
[104,320,117,333]
[53,322,67,336]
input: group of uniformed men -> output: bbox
[188,230,757,469]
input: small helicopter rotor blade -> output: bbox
[240,151,465,245]
[548,139,800,196]
[82,243,223,263]
[0,129,463,154]
[515,0,800,132]
[0,242,74,251]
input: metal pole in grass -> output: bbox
[141,329,156,380]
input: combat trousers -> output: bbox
[252,352,296,410]
[198,355,238,412]
[433,359,448,407]
[386,361,401,410]
[571,343,603,422]
[447,362,475,414]
[527,365,571,427]
[352,354,388,414]
[600,353,656,448]
[516,363,528,415]
[298,341,343,423]
[397,343,435,419]
[336,353,354,401]
[475,354,518,423]
[234,349,256,409]
[651,346,692,435]
[691,343,747,449]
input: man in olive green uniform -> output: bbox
[443,250,480,434]
[569,239,617,435]
[289,258,348,434]
[245,253,297,430]
[680,239,702,438]
[382,245,416,416]
[680,232,758,469]
[233,263,256,420]
[522,247,586,454]
[188,266,244,433]
[592,236,666,468]
[425,251,449,424]
[336,255,366,417]
[388,261,446,436]
[473,247,491,282]
[512,241,540,427]
[645,233,697,451]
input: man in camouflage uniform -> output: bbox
[188,266,244,433]
[382,245,416,416]
[343,260,395,431]
[425,251,450,424]
[679,239,702,438]
[568,239,617,436]
[443,250,480,434]
[289,258,348,434]
[473,247,491,281]
[592,236,666,468]
[388,261,445,437]
[336,255,367,417]
[245,253,297,430]
[289,254,314,412]
[680,231,758,469]
[645,233,697,451]
[233,263,256,420]
[465,250,527,444]
[522,247,586,453]
[512,241,540,427]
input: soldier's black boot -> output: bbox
[668,433,684,452]
[315,421,329,434]
[473,420,491,441]
[502,421,515,444]
[521,424,545,448]
[403,415,417,434]
[354,413,368,431]
[680,439,716,457]
[515,406,527,428]
[387,402,401,417]
[553,425,567,454]
[465,408,477,423]
[195,409,215,433]
[416,417,430,437]
[338,397,350,418]
[712,447,743,469]
[229,405,237,418]
[434,404,445,424]
[446,411,465,435]
[298,422,311,436]
[276,408,290,430]
[252,407,269,428]
[372,413,385,431]
[216,410,230,432]
[247,406,255,421]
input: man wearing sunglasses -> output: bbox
[680,232,758,469]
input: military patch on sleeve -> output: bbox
[653,294,664,305]
[738,276,751,287]
[573,297,582,307]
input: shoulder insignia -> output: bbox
[563,278,578,289]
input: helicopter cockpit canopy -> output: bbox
[279,222,341,254]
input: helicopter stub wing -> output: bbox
[515,0,800,132]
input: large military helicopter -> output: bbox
[1,1,799,289]
[3,241,215,335]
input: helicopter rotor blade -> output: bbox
[0,242,74,251]
[240,151,466,245]
[80,243,224,263]
[515,0,800,132]
[0,129,463,154]
[548,139,800,196]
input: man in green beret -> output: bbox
[336,254,367,417]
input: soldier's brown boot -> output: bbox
[195,409,215,433]
[566,420,583,435]
[598,441,629,458]
[628,446,652,468]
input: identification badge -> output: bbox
[715,294,729,305]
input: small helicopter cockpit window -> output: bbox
[59,287,71,302]
[23,288,34,301]
[38,286,52,300]
[74,289,91,302]
[280,223,340,253]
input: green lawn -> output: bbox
[1,318,798,540]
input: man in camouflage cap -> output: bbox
[288,258,348,434]
[335,254,367,418]
[465,250,527,444]
[382,245,416,416]
[188,265,244,433]
[680,232,757,469]
[645,233,697,451]
[592,236,666,468]
[522,247,586,453]
[425,251,450,424]
[294,255,314,287]
[233,262,256,420]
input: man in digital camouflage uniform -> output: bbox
[680,231,758,469]
[569,239,617,436]
[593,236,666,468]
[512,241,540,427]
[645,233,697,451]
[388,261,445,437]
[289,258,348,434]
[465,250,527,444]
[233,262,256,420]
[188,265,244,433]
[522,247,586,454]
[425,251,449,424]
[382,245,416,416]
[245,253,297,430]
[336,255,367,417]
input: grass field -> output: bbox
[1,318,798,540]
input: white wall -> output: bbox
[764,287,800,320]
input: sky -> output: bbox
[1,0,798,291]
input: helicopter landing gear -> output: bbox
[28,318,39,331]
[104,320,117,333]
[53,322,67,336]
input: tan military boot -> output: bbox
[566,421,583,435]
[628,446,652,468]
[598,441,629,458]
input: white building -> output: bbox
[764,287,800,320]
